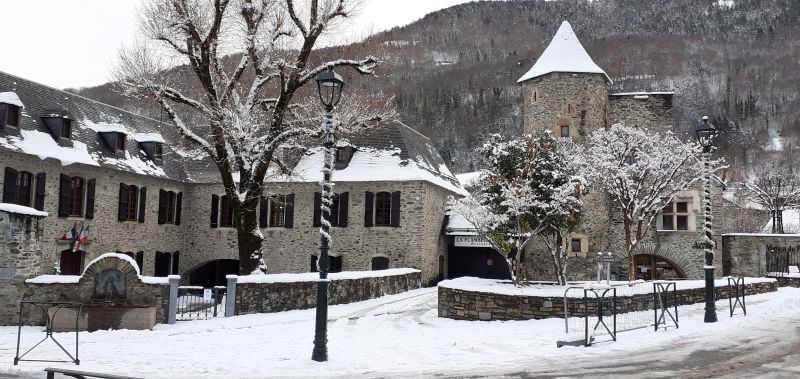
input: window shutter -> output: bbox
[85,179,96,219]
[284,193,295,228]
[34,172,46,211]
[390,191,401,227]
[118,183,129,221]
[210,194,219,228]
[259,196,268,228]
[138,187,147,223]
[175,192,182,225]
[364,191,374,227]
[2,167,17,203]
[233,206,240,227]
[312,192,322,227]
[158,189,167,224]
[339,192,349,227]
[58,174,71,217]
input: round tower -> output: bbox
[518,21,610,143]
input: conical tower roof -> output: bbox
[517,21,610,83]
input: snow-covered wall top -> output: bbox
[236,268,420,284]
[0,203,48,217]
[517,20,610,83]
[133,133,165,143]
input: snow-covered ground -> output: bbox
[2,287,800,378]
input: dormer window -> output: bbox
[116,133,126,151]
[42,115,73,141]
[61,119,72,139]
[154,143,163,159]
[333,146,355,169]
[5,105,20,127]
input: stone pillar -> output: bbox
[225,275,237,317]
[167,275,180,324]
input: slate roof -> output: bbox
[517,21,611,84]
[0,71,463,194]
[0,71,189,181]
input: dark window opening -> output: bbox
[61,119,72,139]
[6,105,20,127]
[15,171,32,206]
[60,249,84,275]
[220,195,234,227]
[371,256,389,270]
[662,201,690,231]
[116,133,126,151]
[374,192,391,227]
[570,238,582,253]
[69,177,84,217]
[269,195,286,227]
[310,255,318,272]
[560,125,570,138]
[136,252,144,273]
[154,251,171,277]
[171,252,180,275]
[126,185,138,221]
[330,194,340,227]
[154,143,163,159]
[165,192,175,223]
[329,256,343,273]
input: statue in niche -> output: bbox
[94,269,126,301]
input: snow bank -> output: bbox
[517,21,610,83]
[0,203,47,217]
[0,92,23,107]
[438,276,776,298]
[17,129,99,167]
[236,268,419,284]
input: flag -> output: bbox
[60,225,76,240]
[73,226,89,252]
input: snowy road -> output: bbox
[2,287,800,378]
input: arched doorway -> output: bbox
[634,254,685,280]
[188,259,239,287]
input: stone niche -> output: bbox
[37,254,165,332]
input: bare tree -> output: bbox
[581,124,726,281]
[116,0,389,274]
[742,161,800,233]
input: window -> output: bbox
[532,91,538,103]
[364,191,400,227]
[269,195,286,227]
[220,195,234,227]
[661,201,690,231]
[60,249,84,275]
[313,192,347,228]
[570,239,582,253]
[61,119,72,139]
[69,177,84,217]
[154,143,163,159]
[116,133,126,151]
[158,190,182,225]
[310,255,318,272]
[58,175,95,218]
[260,194,294,228]
[3,168,46,208]
[567,103,574,114]
[5,105,20,127]
[154,251,171,277]
[329,256,343,273]
[333,147,355,169]
[171,252,180,275]
[118,184,139,221]
[560,125,570,138]
[371,256,389,270]
[335,148,348,163]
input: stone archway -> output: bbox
[633,242,699,278]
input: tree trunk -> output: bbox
[624,218,636,282]
[235,196,264,275]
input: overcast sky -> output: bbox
[0,0,478,90]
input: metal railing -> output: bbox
[175,286,226,321]
[766,249,800,276]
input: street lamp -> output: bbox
[311,68,345,362]
[695,116,718,323]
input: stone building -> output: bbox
[513,21,721,281]
[0,71,463,289]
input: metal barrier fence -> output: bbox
[766,249,800,276]
[176,286,226,321]
[561,281,678,346]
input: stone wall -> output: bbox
[235,270,421,314]
[772,276,800,288]
[182,180,452,284]
[608,93,673,132]
[1,255,170,326]
[438,280,777,321]
[722,233,800,277]
[0,210,45,280]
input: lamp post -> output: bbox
[311,68,345,362]
[695,115,718,323]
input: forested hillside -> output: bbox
[72,0,800,176]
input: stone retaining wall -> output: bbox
[235,270,421,314]
[771,276,800,288]
[438,280,777,321]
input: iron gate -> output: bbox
[176,286,226,321]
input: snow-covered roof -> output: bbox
[84,120,129,134]
[517,21,610,84]
[0,91,23,107]
[445,213,478,236]
[455,171,482,188]
[0,203,47,217]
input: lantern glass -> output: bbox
[695,118,717,148]
[315,70,345,108]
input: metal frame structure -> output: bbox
[15,301,82,365]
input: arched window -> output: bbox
[371,256,389,270]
